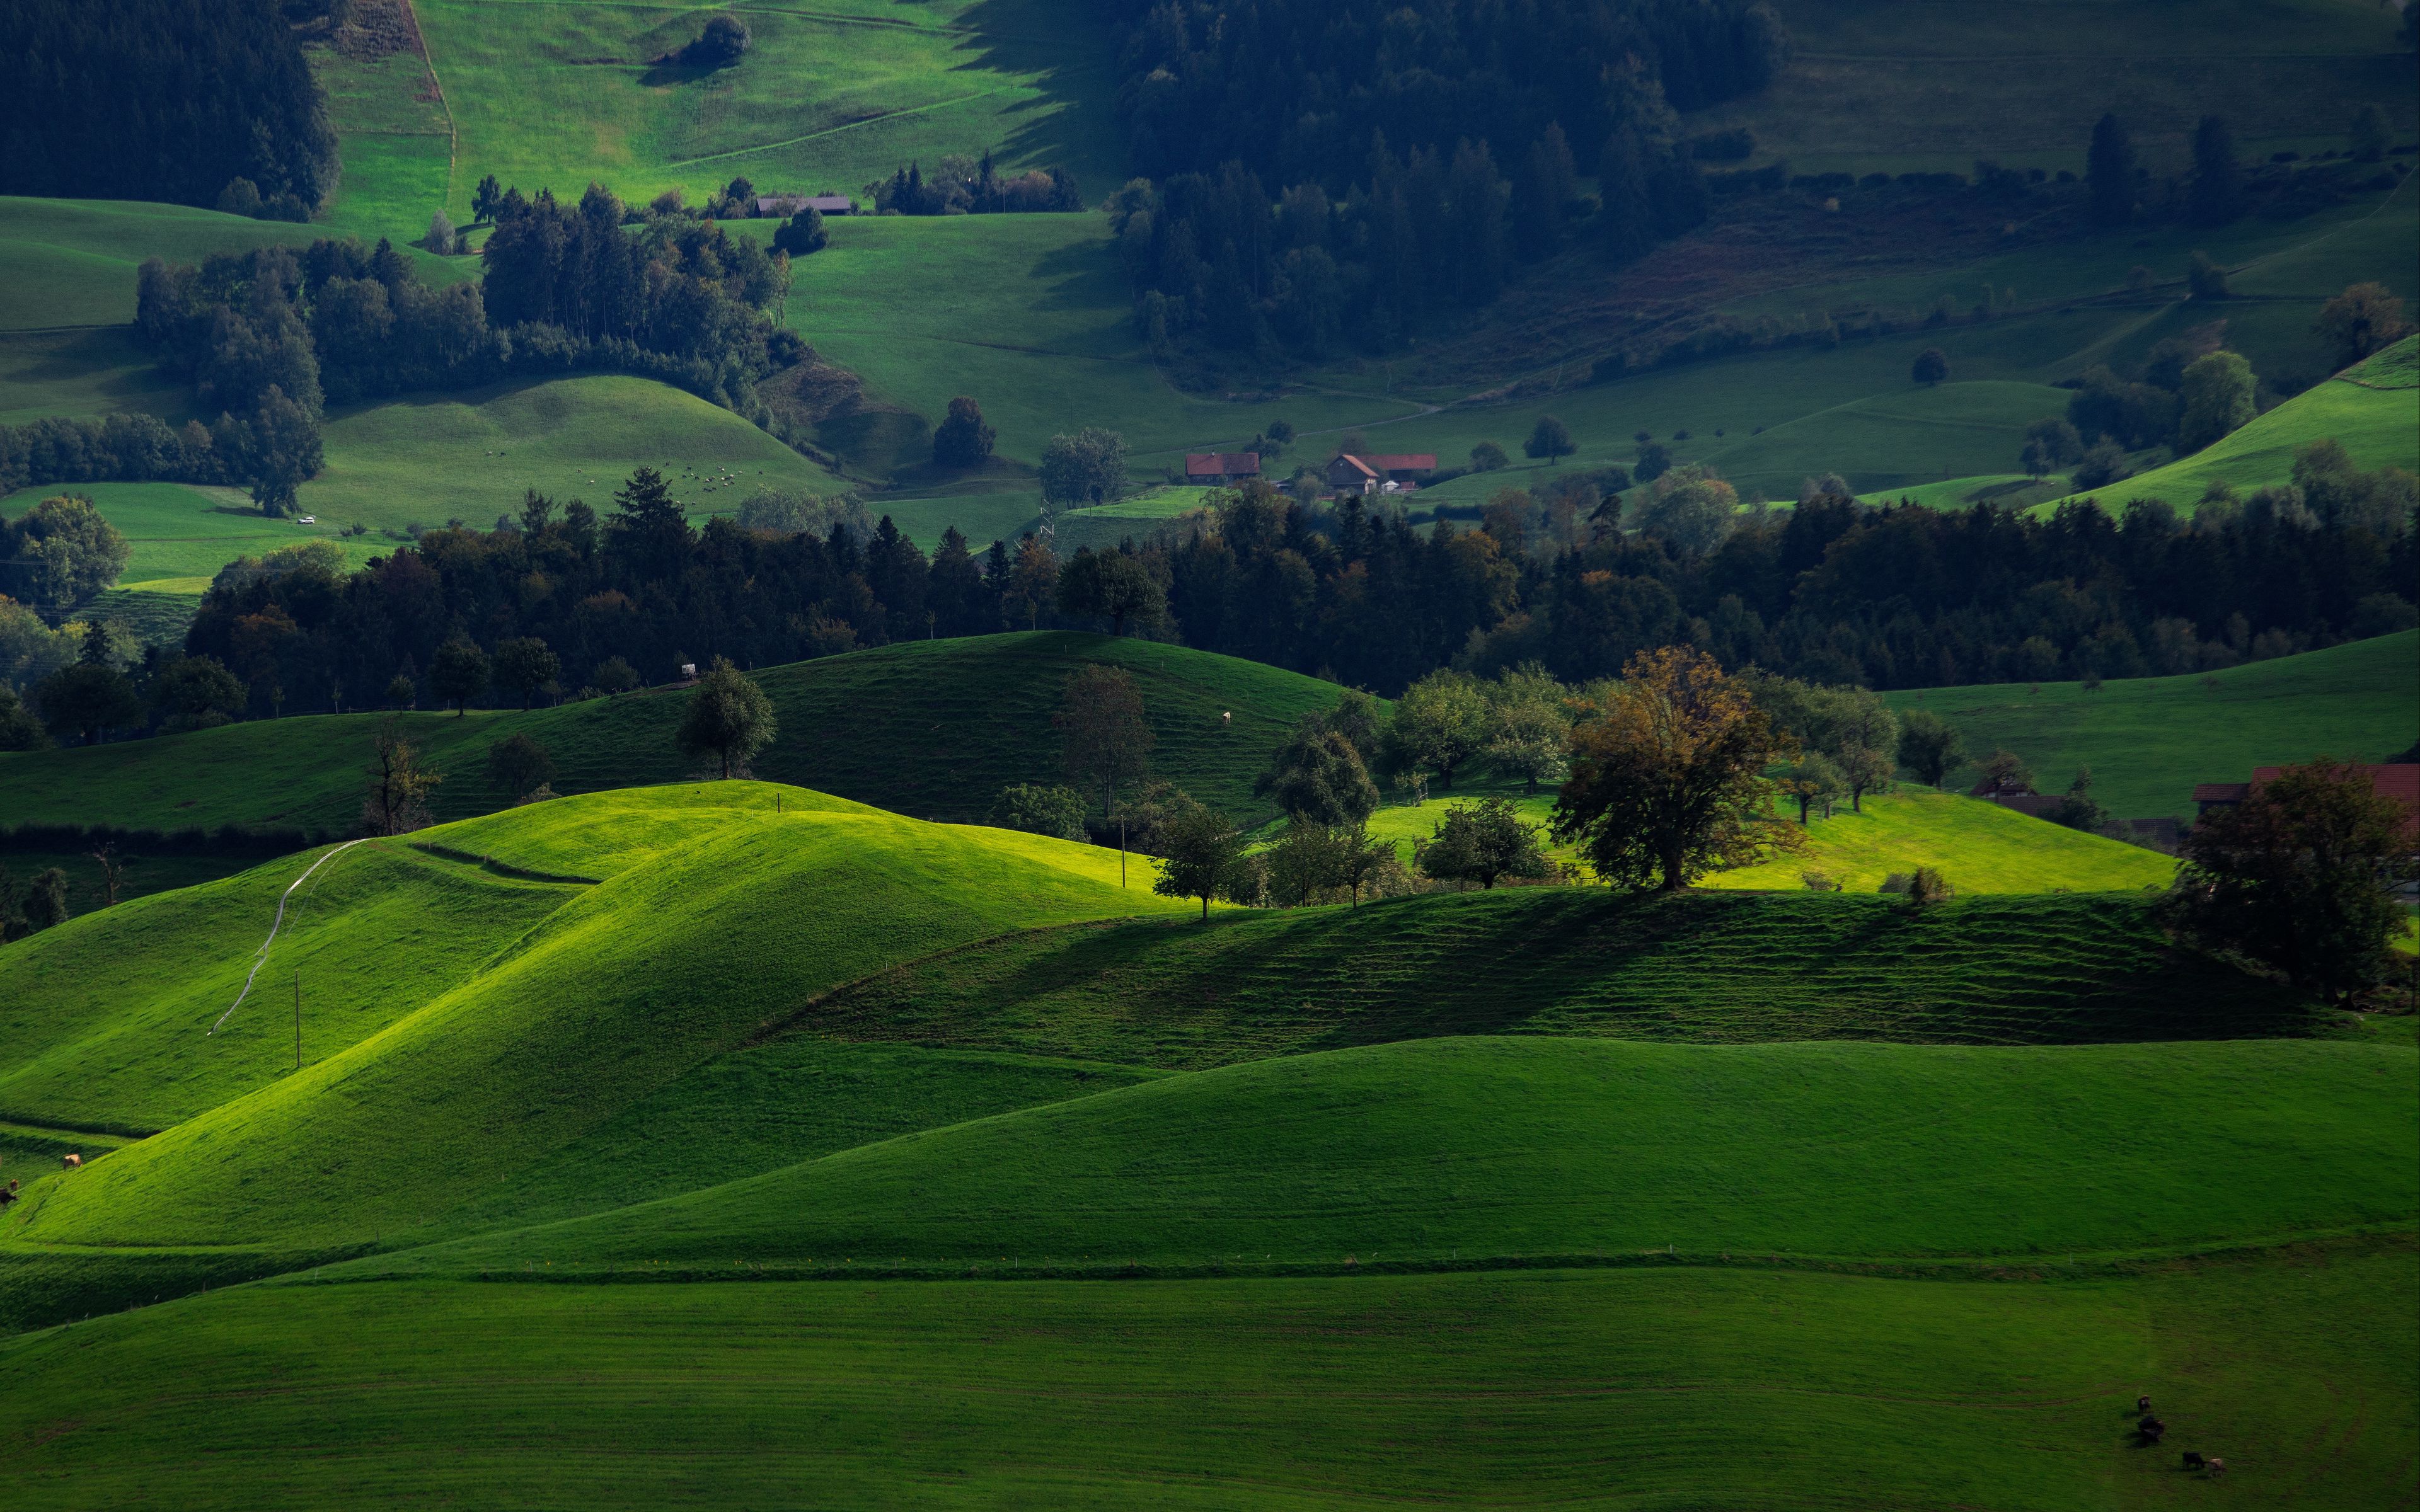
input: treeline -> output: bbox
[23,445,2380,736]
[99,201,800,510]
[1102,0,1783,357]
[867,154,1085,215]
[0,0,336,214]
[1107,0,1783,186]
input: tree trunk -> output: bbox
[1199,893,1209,920]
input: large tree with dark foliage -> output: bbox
[2086,112,2136,228]
[0,0,337,213]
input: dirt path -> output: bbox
[208,840,368,1037]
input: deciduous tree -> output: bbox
[1257,718,1379,825]
[933,396,996,468]
[1389,669,1490,788]
[676,656,776,778]
[1895,707,1966,788]
[491,636,560,709]
[1552,645,1805,891]
[991,782,1088,840]
[1524,415,1576,465]
[2315,282,2411,370]
[2167,759,2418,1001]
[1057,663,1155,816]
[430,638,490,715]
[362,716,441,835]
[486,731,556,799]
[1153,793,1243,919]
[1415,796,1548,889]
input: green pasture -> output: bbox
[1690,0,2414,178]
[0,480,370,585]
[1704,788,2175,893]
[384,1034,2416,1274]
[0,632,1347,832]
[1891,629,2420,819]
[321,0,1127,236]
[0,850,251,918]
[10,788,1190,1251]
[299,374,843,532]
[812,889,2315,1065]
[0,1246,2406,1509]
[2041,343,2420,513]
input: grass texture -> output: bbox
[802,889,2309,1069]
[1889,629,2419,819]
[0,632,1349,832]
[0,1244,2406,1509]
[1703,788,2175,893]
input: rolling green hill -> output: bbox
[0,632,1347,833]
[373,1034,2416,1276]
[1888,629,2420,819]
[803,890,2310,1068]
[2039,335,2420,513]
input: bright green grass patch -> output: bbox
[398,0,1126,226]
[1889,630,2420,819]
[2039,343,2420,513]
[299,374,840,532]
[809,890,2312,1067]
[1855,472,2070,510]
[2342,333,2420,388]
[13,791,1192,1250]
[0,633,1350,832]
[1702,789,2175,894]
[394,1035,2417,1274]
[2,1246,2409,1508]
[0,840,577,1133]
[0,480,376,583]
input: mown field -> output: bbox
[1893,628,2419,819]
[0,778,2409,1506]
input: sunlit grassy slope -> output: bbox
[805,890,2312,1067]
[1702,788,2175,893]
[1,1244,2406,1510]
[2039,336,2420,513]
[10,786,1190,1252]
[1364,781,2172,893]
[1888,629,2419,819]
[0,633,1347,832]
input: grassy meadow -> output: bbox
[0,633,1347,832]
[0,772,2409,1503]
[1891,629,2420,818]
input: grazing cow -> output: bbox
[0,1179,18,1206]
[61,1153,81,1169]
[2205,1457,2227,1479]
[2182,1452,2204,1471]
[2137,1395,2153,1413]
[2138,1416,2166,1444]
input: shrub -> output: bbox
[1469,440,1509,472]
[990,782,1087,841]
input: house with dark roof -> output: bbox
[1324,452,1438,493]
[756,194,856,217]
[2196,764,2420,834]
[1185,452,1261,484]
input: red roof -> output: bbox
[1185,452,1260,478]
[1364,453,1437,474]
[2192,782,2251,804]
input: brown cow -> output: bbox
[60,1153,81,1169]
[2205,1457,2227,1479]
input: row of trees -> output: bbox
[44,442,2393,736]
[1,0,337,214]
[866,154,1085,215]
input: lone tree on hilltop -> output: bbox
[677,656,776,779]
[2086,112,2135,227]
[682,12,751,67]
[1552,646,1806,891]
[2166,759,2419,1003]
[1911,346,1950,386]
[430,638,489,715]
[933,396,996,468]
[491,636,560,709]
[1524,414,1576,464]
[362,717,441,835]
[1416,797,1548,890]
[1153,793,1244,920]
[1057,663,1155,818]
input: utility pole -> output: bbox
[294,970,301,1072]
[1119,817,1127,888]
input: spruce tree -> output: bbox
[2086,113,2135,227]
[2188,116,2240,227]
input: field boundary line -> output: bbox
[397,0,460,209]
[207,840,367,1036]
[660,88,1008,169]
